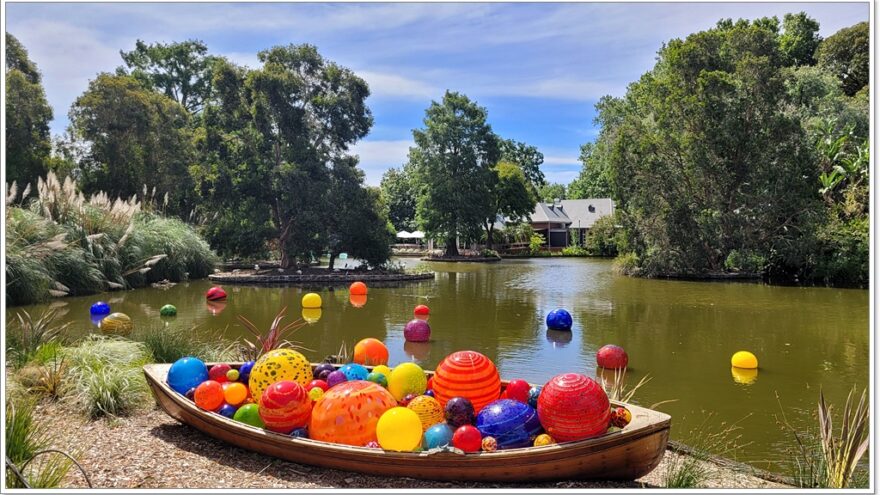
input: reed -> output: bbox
[5,397,75,489]
[661,414,749,488]
[6,309,70,369]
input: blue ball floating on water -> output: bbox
[218,404,237,418]
[339,363,369,381]
[546,308,573,331]
[239,361,255,383]
[167,357,209,395]
[90,301,111,316]
[423,423,455,449]
[476,399,543,450]
[527,386,542,409]
[290,428,308,439]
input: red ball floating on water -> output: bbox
[596,344,629,369]
[259,380,312,434]
[403,319,431,342]
[537,373,610,442]
[349,281,368,296]
[452,425,482,453]
[505,379,531,404]
[432,350,501,412]
[413,304,430,320]
[206,286,227,301]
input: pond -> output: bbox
[13,257,869,474]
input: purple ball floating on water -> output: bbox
[404,319,431,342]
[476,399,542,450]
[326,370,348,388]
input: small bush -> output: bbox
[6,309,70,369]
[613,252,640,276]
[584,215,621,256]
[478,248,500,258]
[5,398,75,489]
[561,245,589,256]
[662,414,748,488]
[133,324,239,363]
[724,250,766,273]
[529,233,546,255]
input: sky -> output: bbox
[5,2,869,185]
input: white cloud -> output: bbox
[350,139,413,186]
[358,71,439,100]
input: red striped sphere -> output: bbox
[206,286,227,301]
[537,373,610,442]
[432,351,501,412]
[259,380,312,433]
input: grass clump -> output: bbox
[133,323,240,363]
[62,336,151,418]
[6,309,70,369]
[5,398,76,489]
[661,414,749,488]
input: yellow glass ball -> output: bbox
[249,349,313,403]
[388,362,427,401]
[308,387,324,401]
[534,433,556,447]
[731,351,758,369]
[376,407,423,451]
[301,292,322,309]
[100,312,133,336]
[372,365,392,378]
[406,395,444,432]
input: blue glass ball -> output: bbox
[339,363,369,381]
[546,309,573,331]
[290,427,309,439]
[527,386,542,409]
[218,404,237,418]
[239,361,255,383]
[424,389,435,397]
[167,357,209,395]
[423,423,455,449]
[90,301,111,316]
[476,399,542,449]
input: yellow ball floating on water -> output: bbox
[302,292,322,309]
[376,407,423,451]
[249,349,313,403]
[388,362,427,401]
[731,351,758,369]
[731,367,758,385]
[100,312,133,336]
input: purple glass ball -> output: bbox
[290,428,308,439]
[425,389,435,397]
[404,319,431,342]
[444,396,476,428]
[326,370,348,387]
[314,363,336,378]
[317,369,333,381]
[184,387,196,400]
[218,404,237,418]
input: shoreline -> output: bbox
[208,271,435,285]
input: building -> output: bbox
[528,198,615,248]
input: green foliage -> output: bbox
[723,250,766,273]
[529,232,546,255]
[380,166,418,232]
[409,91,500,257]
[62,336,151,418]
[779,12,821,66]
[5,33,53,189]
[568,139,613,199]
[6,309,70,369]
[483,161,535,249]
[584,214,621,257]
[499,138,545,195]
[613,252,640,276]
[5,397,75,489]
[560,245,589,256]
[119,39,218,113]
[809,216,868,287]
[662,414,747,488]
[538,182,566,203]
[68,73,195,215]
[478,248,500,258]
[816,22,868,96]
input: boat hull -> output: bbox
[144,363,670,482]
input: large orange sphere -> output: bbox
[349,281,368,295]
[309,381,397,446]
[537,373,610,442]
[353,338,389,366]
[259,380,312,433]
[431,350,501,412]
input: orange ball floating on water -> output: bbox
[308,381,397,446]
[537,373,610,442]
[349,281,368,296]
[223,382,248,406]
[259,380,312,433]
[353,338,389,366]
[432,350,501,412]
[194,380,224,411]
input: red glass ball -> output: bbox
[209,364,231,383]
[597,345,629,369]
[537,373,610,442]
[259,380,312,433]
[452,425,482,453]
[206,286,227,301]
[505,379,530,404]
[307,379,329,392]
[432,351,501,412]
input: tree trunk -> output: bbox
[445,235,459,257]
[328,252,337,271]
[485,221,494,251]
[279,227,293,269]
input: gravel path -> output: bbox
[36,403,786,490]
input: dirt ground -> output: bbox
[35,403,787,490]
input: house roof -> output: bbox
[560,199,615,229]
[530,202,572,224]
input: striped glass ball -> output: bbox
[259,380,312,433]
[537,373,610,442]
[432,351,501,412]
[100,312,133,336]
[476,399,542,449]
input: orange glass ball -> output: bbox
[349,281,368,296]
[222,382,248,406]
[353,338,389,366]
[309,381,397,446]
[259,380,312,434]
[432,350,501,412]
[194,380,224,411]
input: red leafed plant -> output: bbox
[237,307,310,361]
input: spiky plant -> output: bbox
[237,307,311,361]
[6,309,70,369]
[817,388,869,488]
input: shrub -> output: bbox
[478,248,500,258]
[5,398,75,489]
[584,215,622,257]
[529,233,546,255]
[724,250,767,273]
[561,245,589,256]
[613,252,640,276]
[6,309,70,369]
[809,216,868,287]
[662,415,747,488]
[133,324,239,363]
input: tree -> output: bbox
[119,39,218,113]
[568,142,613,199]
[483,162,535,249]
[379,166,417,231]
[192,46,373,267]
[816,22,869,96]
[779,12,821,66]
[538,182,566,202]
[409,91,499,257]
[499,139,545,195]
[5,33,53,188]
[598,18,820,277]
[68,74,195,214]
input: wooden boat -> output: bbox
[144,363,671,482]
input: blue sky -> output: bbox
[5,2,869,185]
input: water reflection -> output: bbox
[302,308,322,324]
[206,301,227,316]
[545,329,573,347]
[349,294,367,308]
[731,367,758,385]
[403,341,432,362]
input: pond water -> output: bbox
[14,257,869,473]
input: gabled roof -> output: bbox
[530,202,572,224]
[560,199,615,229]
